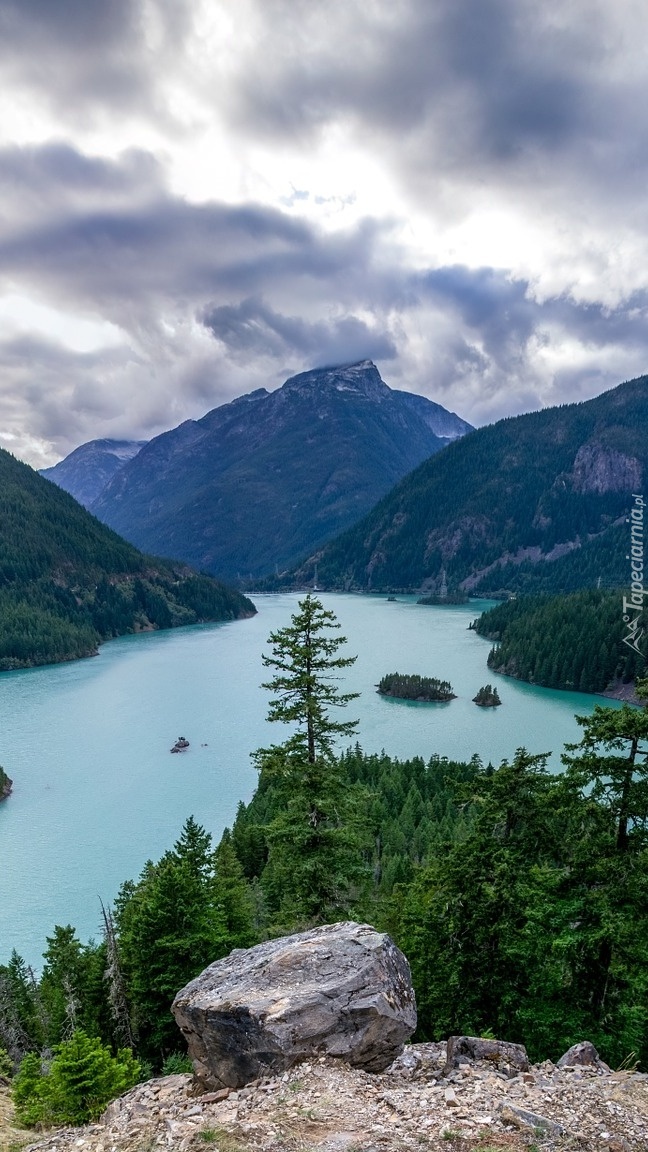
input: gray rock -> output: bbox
[172,921,417,1092]
[387,1042,446,1078]
[444,1036,529,1075]
[499,1101,565,1137]
[557,1040,609,1070]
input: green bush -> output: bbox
[161,1051,193,1075]
[12,1030,140,1127]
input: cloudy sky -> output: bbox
[2,0,648,466]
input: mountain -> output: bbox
[89,361,472,581]
[291,373,648,593]
[0,447,254,670]
[41,438,147,508]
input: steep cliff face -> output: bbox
[89,361,472,580]
[568,442,642,494]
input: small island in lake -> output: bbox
[473,684,502,707]
[171,736,190,753]
[377,672,456,702]
[0,764,13,801]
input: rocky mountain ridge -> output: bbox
[86,361,472,580]
[41,439,146,508]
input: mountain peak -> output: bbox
[280,360,389,400]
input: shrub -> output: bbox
[13,1030,140,1127]
[161,1051,193,1075]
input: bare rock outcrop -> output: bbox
[172,921,417,1092]
[444,1035,530,1075]
[569,442,642,495]
[26,1042,648,1152]
[558,1040,611,1071]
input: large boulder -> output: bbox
[557,1041,610,1071]
[445,1036,529,1076]
[172,921,417,1091]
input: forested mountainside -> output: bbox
[473,589,643,693]
[0,447,254,670]
[89,361,472,581]
[288,373,648,593]
[40,439,146,508]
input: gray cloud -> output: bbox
[2,139,648,464]
[0,0,189,124]
[0,146,396,323]
[225,0,648,221]
[2,0,648,467]
[202,297,397,366]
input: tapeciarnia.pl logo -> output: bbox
[622,494,646,655]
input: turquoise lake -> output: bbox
[0,593,619,967]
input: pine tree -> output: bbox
[256,595,370,922]
[559,705,648,1031]
[260,594,359,763]
[562,704,648,853]
[115,818,230,1060]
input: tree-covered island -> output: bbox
[0,765,12,801]
[377,672,456,701]
[473,684,502,706]
[417,592,468,605]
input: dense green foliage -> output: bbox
[0,446,254,669]
[417,592,468,605]
[291,373,648,592]
[12,1031,140,1126]
[232,746,481,901]
[377,673,455,701]
[474,589,644,692]
[114,819,256,1061]
[471,525,628,597]
[399,707,648,1065]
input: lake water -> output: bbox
[0,593,618,967]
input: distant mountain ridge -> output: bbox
[86,361,472,580]
[289,373,648,594]
[41,438,147,508]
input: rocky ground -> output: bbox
[0,1080,31,1151]
[6,1043,648,1152]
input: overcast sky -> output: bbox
[2,0,648,465]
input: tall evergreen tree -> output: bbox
[115,817,257,1062]
[261,594,359,763]
[255,596,370,922]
